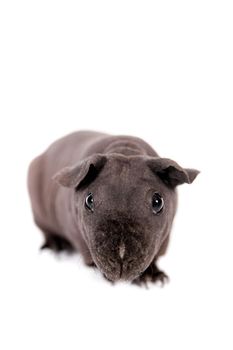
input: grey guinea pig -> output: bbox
[28,131,199,286]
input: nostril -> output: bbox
[108,257,116,266]
[127,258,134,265]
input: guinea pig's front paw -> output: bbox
[41,233,74,253]
[132,262,169,287]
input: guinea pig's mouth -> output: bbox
[90,249,151,282]
[95,258,140,282]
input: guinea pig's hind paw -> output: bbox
[132,264,169,287]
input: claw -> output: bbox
[132,263,169,287]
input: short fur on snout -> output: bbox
[28,131,199,285]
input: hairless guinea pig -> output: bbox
[28,131,199,285]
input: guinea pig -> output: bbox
[28,131,199,285]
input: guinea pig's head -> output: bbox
[54,154,199,282]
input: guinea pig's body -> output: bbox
[28,131,199,285]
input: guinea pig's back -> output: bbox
[28,130,158,231]
[27,131,108,228]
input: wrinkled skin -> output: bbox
[28,131,199,285]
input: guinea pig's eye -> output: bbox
[85,193,94,212]
[152,193,164,214]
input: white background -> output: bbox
[0,1,232,349]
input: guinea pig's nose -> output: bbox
[119,243,125,259]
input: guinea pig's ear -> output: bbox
[53,154,107,189]
[147,157,200,188]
